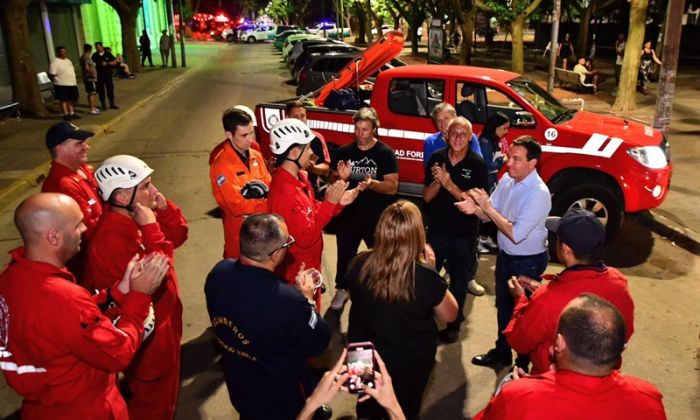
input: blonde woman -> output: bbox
[346,200,458,420]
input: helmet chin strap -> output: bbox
[110,187,137,212]
[283,144,307,170]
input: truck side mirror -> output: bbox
[513,111,536,128]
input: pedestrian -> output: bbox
[474,294,666,419]
[106,48,136,79]
[209,108,271,259]
[456,136,551,369]
[48,46,80,121]
[638,40,662,95]
[140,29,154,67]
[345,200,458,420]
[558,33,575,70]
[204,213,331,419]
[267,118,361,309]
[504,208,635,374]
[79,44,100,114]
[41,122,102,283]
[329,107,399,311]
[91,42,119,110]
[285,100,331,199]
[0,192,168,420]
[423,102,481,168]
[477,112,510,253]
[423,117,489,345]
[87,155,189,419]
[573,56,599,92]
[160,30,171,67]
[615,33,626,87]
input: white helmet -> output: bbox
[95,155,154,201]
[269,118,314,155]
[233,105,257,126]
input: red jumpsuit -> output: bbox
[267,168,342,308]
[86,201,188,419]
[504,264,635,374]
[473,369,666,419]
[41,161,103,284]
[0,247,152,420]
[209,140,271,259]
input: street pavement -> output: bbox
[0,41,698,419]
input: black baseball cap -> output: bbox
[546,208,605,254]
[45,122,94,150]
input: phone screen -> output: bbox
[345,343,375,394]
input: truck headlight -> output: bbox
[626,146,668,169]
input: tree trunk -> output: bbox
[364,0,383,40]
[117,10,140,72]
[355,1,368,44]
[511,15,525,74]
[458,8,476,65]
[411,14,421,54]
[0,0,48,116]
[577,2,593,57]
[613,0,649,112]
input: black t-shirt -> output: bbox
[331,140,398,220]
[91,51,116,79]
[425,147,488,238]
[346,253,447,408]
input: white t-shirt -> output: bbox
[49,58,77,86]
[615,41,625,65]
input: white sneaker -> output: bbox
[478,243,491,254]
[330,289,349,310]
[468,279,485,296]
[480,236,498,249]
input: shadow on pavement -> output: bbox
[602,215,654,268]
[176,328,225,420]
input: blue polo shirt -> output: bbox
[423,131,482,167]
[204,259,330,419]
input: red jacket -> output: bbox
[0,248,151,420]
[504,264,635,374]
[473,369,666,420]
[86,201,188,381]
[267,168,341,286]
[209,140,271,258]
[41,162,103,239]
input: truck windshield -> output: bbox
[507,77,569,122]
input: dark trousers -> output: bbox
[494,250,548,355]
[96,77,115,106]
[428,233,477,330]
[141,49,153,66]
[615,64,622,86]
[334,213,377,289]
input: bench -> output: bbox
[555,67,595,93]
[0,102,21,120]
[37,71,55,102]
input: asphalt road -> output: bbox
[0,42,698,420]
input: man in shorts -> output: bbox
[79,44,100,115]
[49,46,80,120]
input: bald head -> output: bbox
[14,193,85,265]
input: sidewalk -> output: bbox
[400,45,700,254]
[0,40,697,253]
[0,42,226,208]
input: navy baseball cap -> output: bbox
[45,122,94,150]
[546,208,605,254]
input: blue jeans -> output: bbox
[428,233,477,330]
[494,250,548,355]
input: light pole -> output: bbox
[547,0,561,93]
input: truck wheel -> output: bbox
[247,36,256,43]
[226,34,235,42]
[551,183,623,241]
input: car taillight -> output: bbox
[299,69,308,84]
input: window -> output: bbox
[455,82,487,124]
[388,78,445,117]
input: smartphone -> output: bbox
[345,342,376,394]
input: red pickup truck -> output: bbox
[255,32,672,237]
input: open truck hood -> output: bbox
[315,30,405,106]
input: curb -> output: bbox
[0,62,202,210]
[632,211,700,256]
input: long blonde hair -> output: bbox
[358,200,426,303]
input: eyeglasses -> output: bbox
[268,235,295,256]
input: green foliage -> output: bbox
[265,0,293,22]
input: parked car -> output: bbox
[291,43,361,79]
[275,25,300,36]
[241,25,276,43]
[282,34,321,60]
[287,39,336,67]
[274,29,308,50]
[371,24,392,36]
[307,22,351,39]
